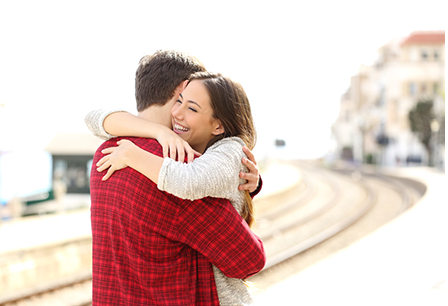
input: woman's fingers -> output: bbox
[186,147,196,163]
[96,140,133,181]
[241,147,260,192]
[242,157,259,177]
[97,145,119,171]
[243,146,257,165]
[180,140,202,163]
[176,142,185,163]
[238,171,258,192]
[102,166,116,181]
[165,139,197,163]
[162,142,169,159]
[96,155,110,172]
[239,156,260,193]
[101,147,114,154]
[159,137,201,163]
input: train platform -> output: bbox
[0,195,93,302]
[0,195,91,254]
[254,166,447,306]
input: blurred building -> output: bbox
[332,31,445,167]
[0,132,102,214]
[44,132,103,194]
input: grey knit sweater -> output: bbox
[85,109,254,305]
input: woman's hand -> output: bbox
[239,146,260,193]
[156,126,201,163]
[97,139,136,181]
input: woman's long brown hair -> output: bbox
[189,72,257,227]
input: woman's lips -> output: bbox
[173,122,189,133]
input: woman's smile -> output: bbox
[173,122,190,133]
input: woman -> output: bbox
[86,72,260,305]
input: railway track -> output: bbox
[2,161,425,305]
[1,276,92,306]
[253,162,377,269]
[251,161,426,288]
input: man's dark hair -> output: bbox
[135,50,206,112]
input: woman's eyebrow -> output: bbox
[179,93,184,100]
[188,100,202,109]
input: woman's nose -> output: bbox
[172,104,183,119]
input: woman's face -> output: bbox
[171,80,223,153]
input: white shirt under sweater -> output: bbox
[85,109,255,305]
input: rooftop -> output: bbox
[401,31,445,46]
[44,132,103,155]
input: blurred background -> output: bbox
[0,1,445,305]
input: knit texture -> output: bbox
[84,108,124,140]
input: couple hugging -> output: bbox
[86,49,266,305]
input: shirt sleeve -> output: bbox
[84,109,125,140]
[175,196,266,279]
[157,138,246,200]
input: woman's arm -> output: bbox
[86,109,199,162]
[96,138,260,199]
[84,109,124,140]
[103,111,163,139]
[103,111,200,162]
[97,139,163,182]
[158,137,249,200]
[84,109,155,140]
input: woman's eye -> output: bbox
[176,99,182,104]
[189,107,198,113]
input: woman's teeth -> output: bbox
[174,123,189,132]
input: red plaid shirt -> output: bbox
[90,137,266,306]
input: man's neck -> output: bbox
[137,102,173,128]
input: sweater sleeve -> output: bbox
[158,137,247,201]
[84,109,125,140]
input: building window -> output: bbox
[434,50,439,61]
[377,85,385,106]
[345,110,350,122]
[409,83,416,96]
[421,50,428,60]
[421,83,427,94]
[52,155,93,193]
[433,83,439,95]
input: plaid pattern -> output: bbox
[90,137,266,305]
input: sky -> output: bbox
[0,0,445,160]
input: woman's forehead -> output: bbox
[183,80,211,107]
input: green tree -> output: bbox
[408,99,434,165]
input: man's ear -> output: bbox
[212,120,225,136]
[178,80,189,93]
[173,80,189,98]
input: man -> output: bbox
[89,50,265,305]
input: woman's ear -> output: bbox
[212,120,225,136]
